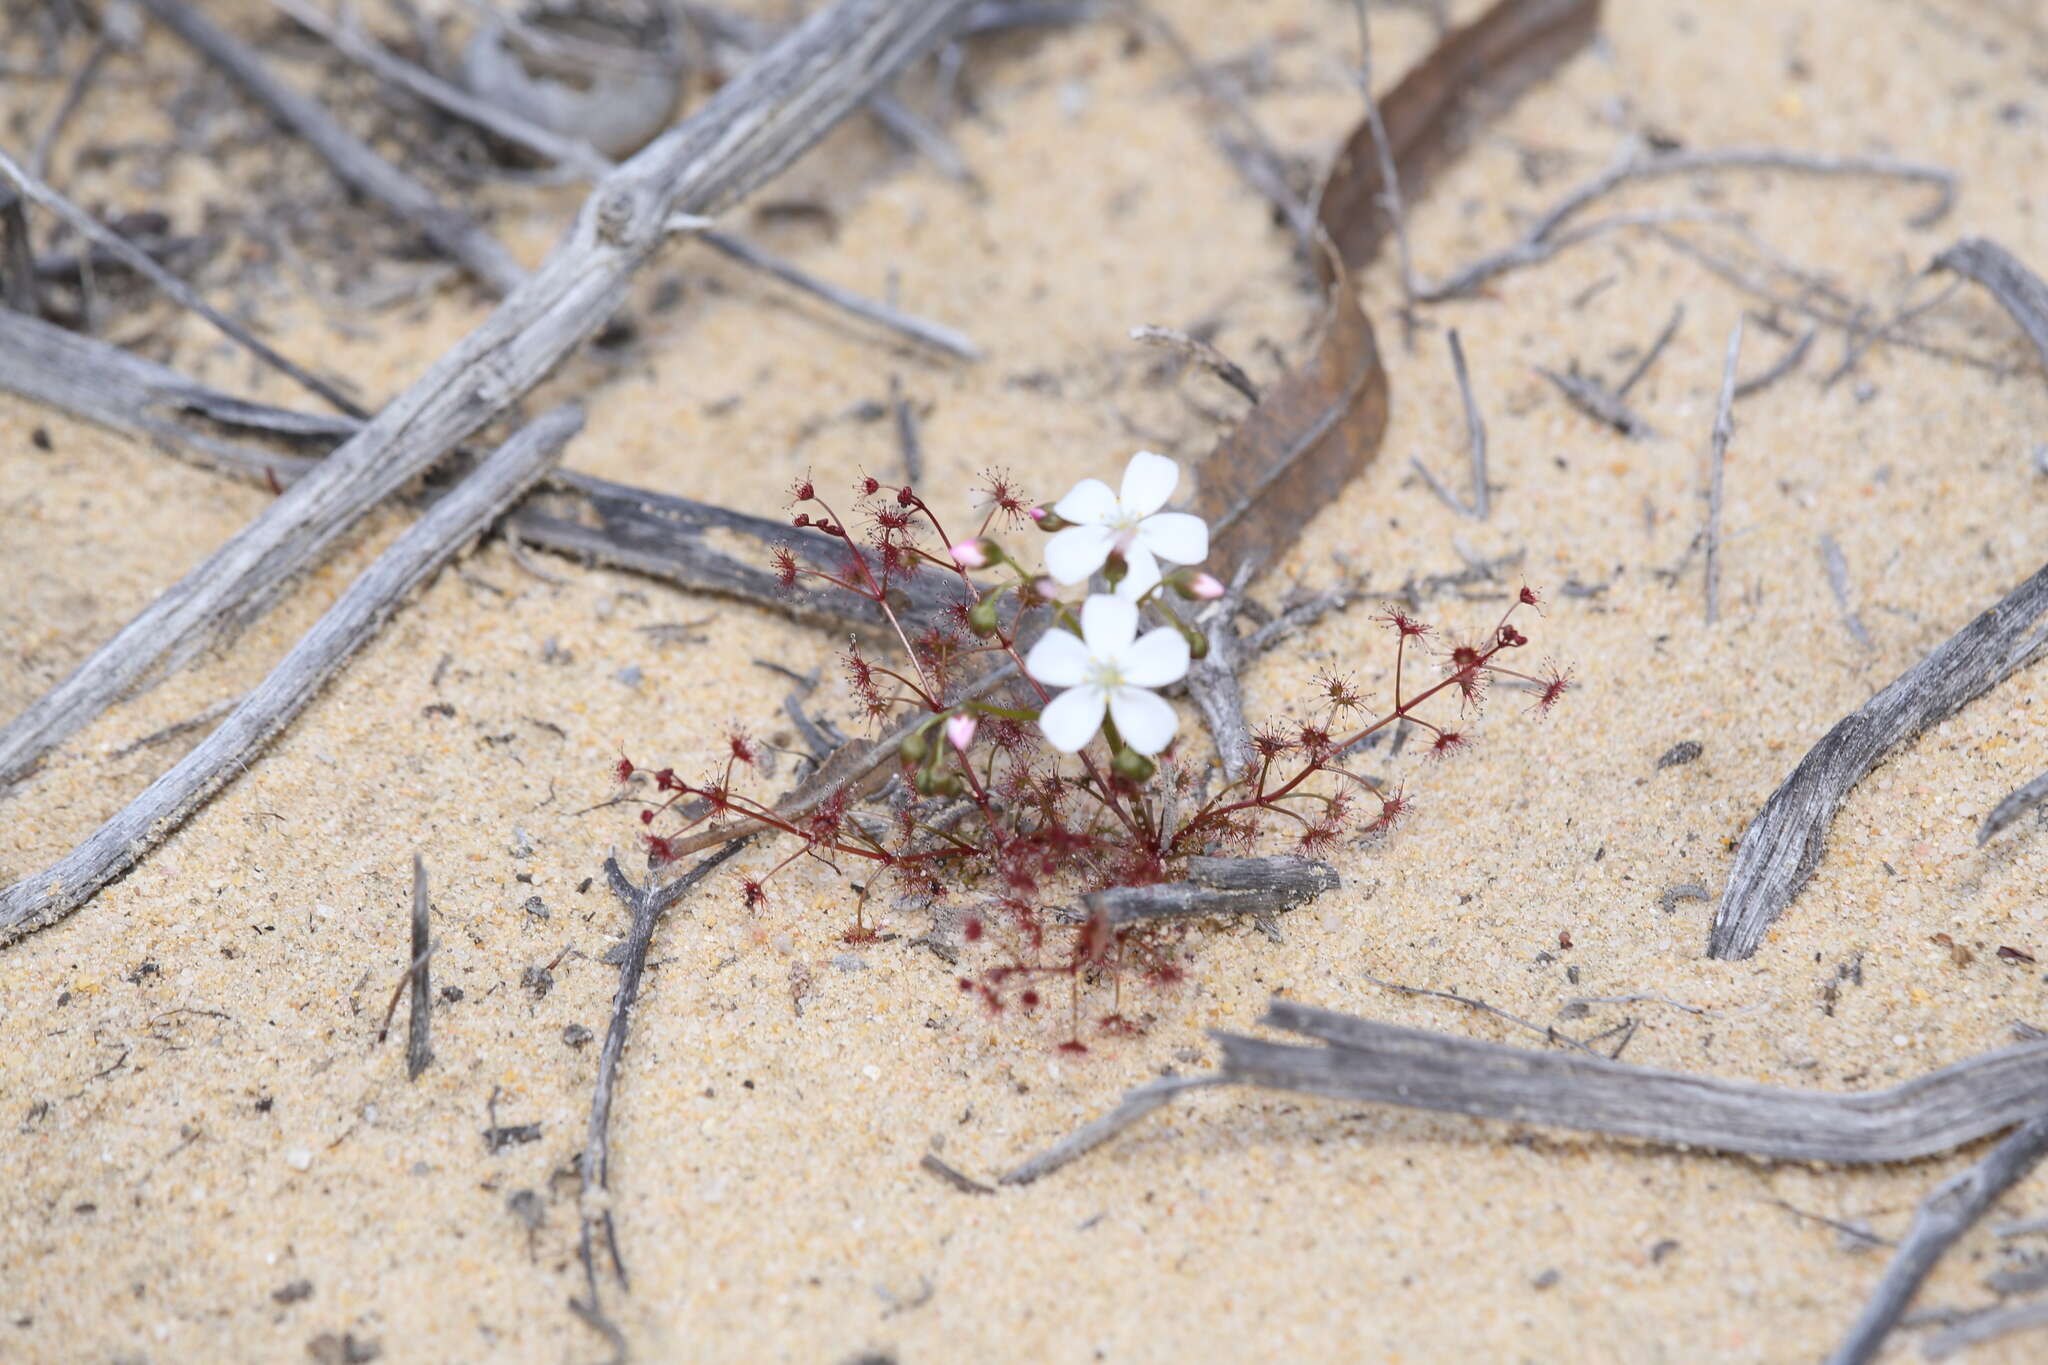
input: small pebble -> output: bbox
[522,895,549,920]
[615,665,643,688]
[285,1148,313,1173]
[832,953,868,972]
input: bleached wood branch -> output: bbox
[0,0,980,792]
[0,406,583,945]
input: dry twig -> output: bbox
[0,0,981,792]
[0,143,362,415]
[1921,1296,2048,1360]
[1933,237,2048,372]
[1006,997,2048,1184]
[580,843,749,1298]
[1410,328,1487,516]
[141,0,524,295]
[276,0,980,358]
[1980,771,2048,846]
[407,853,433,1080]
[1130,324,1260,404]
[1425,141,1955,301]
[1825,1117,2048,1365]
[1083,856,1338,927]
[1703,319,1741,626]
[0,407,583,944]
[1711,559,2048,958]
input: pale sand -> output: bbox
[6,0,2048,1360]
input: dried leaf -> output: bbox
[1191,0,1602,575]
[1319,0,1603,268]
[1194,257,1387,571]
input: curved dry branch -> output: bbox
[1709,559,2048,959]
[1933,236,2048,372]
[1825,1117,2048,1365]
[1005,997,2048,1183]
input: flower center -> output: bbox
[1086,658,1126,691]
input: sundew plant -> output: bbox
[618,452,1570,1048]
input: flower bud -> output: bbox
[898,727,932,765]
[950,537,1003,569]
[944,714,978,752]
[1110,746,1156,784]
[1031,507,1067,531]
[915,766,966,799]
[967,592,1002,637]
[1173,570,1226,601]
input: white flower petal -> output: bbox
[1108,685,1178,756]
[1080,593,1138,654]
[1113,545,1162,602]
[1044,524,1114,585]
[1119,450,1180,517]
[1136,511,1209,567]
[1053,477,1118,526]
[1120,626,1191,688]
[1037,684,1108,753]
[1024,626,1092,687]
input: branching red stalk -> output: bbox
[622,475,1569,1046]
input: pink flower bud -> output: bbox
[945,714,978,751]
[949,538,991,569]
[1187,572,1226,600]
[1028,506,1047,522]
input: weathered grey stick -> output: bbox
[1825,1116,2048,1365]
[0,0,979,791]
[271,0,982,360]
[1536,364,1651,438]
[1412,328,1488,516]
[1821,533,1873,648]
[0,305,933,635]
[697,228,980,360]
[1427,142,1956,301]
[0,305,344,482]
[1702,319,1741,627]
[0,405,582,945]
[0,144,362,416]
[1004,997,2048,1183]
[138,0,525,296]
[1980,770,2048,846]
[1615,302,1684,398]
[1083,856,1338,926]
[581,842,749,1294]
[1933,237,2048,372]
[1711,559,2048,959]
[1733,324,1815,397]
[0,186,37,315]
[407,853,433,1080]
[1921,1296,2048,1359]
[521,470,965,632]
[1129,324,1260,404]
[1182,562,1257,782]
[999,1075,1219,1186]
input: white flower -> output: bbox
[1024,595,1190,755]
[1045,451,1209,602]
